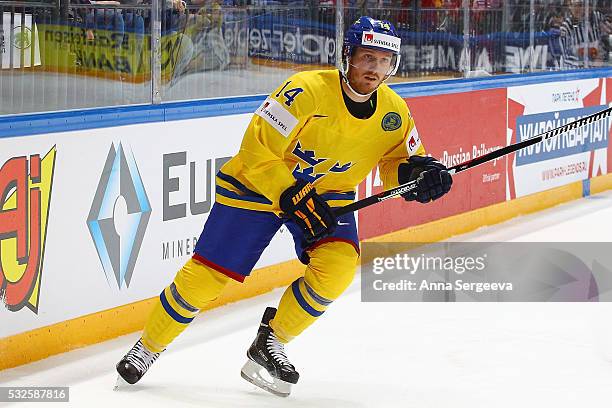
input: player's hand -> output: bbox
[398,156,452,203]
[279,180,336,244]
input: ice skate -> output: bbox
[240,307,299,397]
[114,339,161,389]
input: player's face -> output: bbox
[348,47,394,95]
[570,1,584,18]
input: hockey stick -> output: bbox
[334,106,612,217]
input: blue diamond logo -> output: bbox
[87,143,151,289]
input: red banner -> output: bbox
[358,89,507,240]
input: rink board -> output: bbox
[0,114,305,333]
[358,76,612,238]
[0,72,611,370]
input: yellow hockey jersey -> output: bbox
[216,69,426,213]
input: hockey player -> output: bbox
[115,16,452,397]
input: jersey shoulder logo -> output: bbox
[255,97,299,138]
[407,126,422,155]
[381,112,402,131]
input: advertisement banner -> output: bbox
[247,16,336,65]
[244,14,571,75]
[507,78,612,199]
[0,147,56,313]
[1,13,41,69]
[358,89,507,240]
[399,31,552,75]
[36,21,236,83]
[36,23,150,81]
[28,13,599,85]
[0,114,297,338]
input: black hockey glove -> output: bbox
[398,156,453,203]
[279,180,336,244]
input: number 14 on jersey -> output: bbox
[276,81,304,107]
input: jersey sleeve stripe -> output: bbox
[216,171,270,200]
[216,186,273,205]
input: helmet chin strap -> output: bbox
[342,73,377,98]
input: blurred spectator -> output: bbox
[556,0,607,65]
[594,1,611,61]
[178,0,230,74]
[121,0,146,73]
[90,1,125,45]
[160,0,195,82]
[70,0,125,44]
[544,7,565,30]
[70,0,96,40]
[189,0,224,29]
[421,0,460,33]
[121,0,145,38]
[162,0,188,33]
[470,0,502,35]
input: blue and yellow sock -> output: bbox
[142,258,229,352]
[270,241,359,343]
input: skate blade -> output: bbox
[240,359,292,398]
[113,375,130,391]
